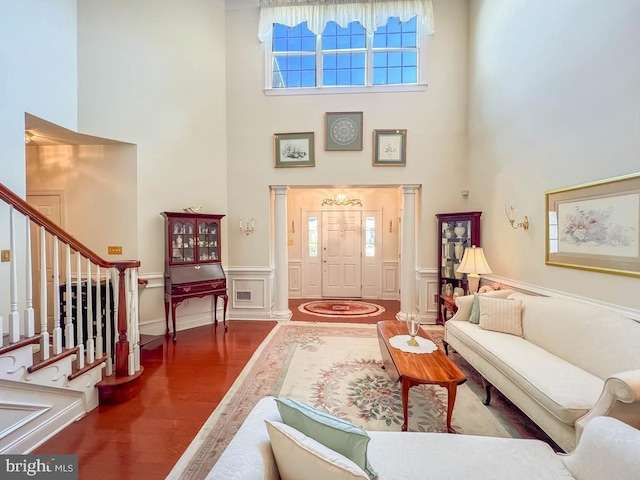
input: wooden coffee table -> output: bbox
[377,320,466,433]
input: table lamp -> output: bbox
[456,245,492,294]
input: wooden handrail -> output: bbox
[0,183,139,270]
[2,181,144,405]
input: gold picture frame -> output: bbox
[274,132,315,168]
[545,172,640,277]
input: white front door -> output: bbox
[322,210,361,298]
[26,194,63,330]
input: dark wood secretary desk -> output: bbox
[161,211,228,341]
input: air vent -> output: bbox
[236,291,252,301]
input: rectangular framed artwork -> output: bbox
[274,132,315,168]
[373,129,407,166]
[325,112,363,151]
[545,172,640,277]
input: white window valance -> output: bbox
[258,0,434,42]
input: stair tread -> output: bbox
[0,334,41,355]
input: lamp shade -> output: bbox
[456,246,492,294]
[456,246,492,274]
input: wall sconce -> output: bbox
[25,131,35,144]
[456,245,493,293]
[505,205,529,231]
[389,220,393,233]
[240,218,255,236]
[291,221,295,234]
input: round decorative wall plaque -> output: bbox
[330,117,359,145]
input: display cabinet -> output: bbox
[436,211,482,324]
[161,211,227,341]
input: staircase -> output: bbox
[0,183,142,453]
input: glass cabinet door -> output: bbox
[437,211,482,308]
[171,220,195,263]
[197,220,219,262]
[441,220,473,282]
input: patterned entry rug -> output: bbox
[299,299,385,318]
[168,322,512,480]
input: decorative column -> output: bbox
[398,184,420,320]
[271,185,292,320]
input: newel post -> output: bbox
[115,263,130,376]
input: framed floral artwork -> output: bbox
[274,132,315,168]
[325,112,363,151]
[373,129,407,166]
[545,172,640,277]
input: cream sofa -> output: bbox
[206,396,640,479]
[444,291,640,452]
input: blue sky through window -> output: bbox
[270,17,418,89]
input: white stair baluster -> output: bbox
[104,268,113,376]
[86,259,95,364]
[8,206,20,343]
[76,253,84,369]
[40,227,49,360]
[96,265,103,358]
[24,216,35,337]
[52,237,62,355]
[131,268,140,373]
[127,268,136,375]
[64,244,75,348]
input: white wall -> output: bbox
[468,0,640,308]
[77,0,228,326]
[26,144,138,259]
[0,0,78,193]
[0,0,78,324]
[226,0,470,273]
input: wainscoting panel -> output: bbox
[288,260,302,298]
[227,266,274,320]
[417,267,439,324]
[382,261,399,300]
[0,380,85,454]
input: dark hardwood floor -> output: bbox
[35,320,277,480]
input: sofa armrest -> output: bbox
[451,295,474,321]
[562,416,640,480]
[205,396,281,480]
[575,370,640,440]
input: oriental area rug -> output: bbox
[168,322,526,480]
[299,299,385,318]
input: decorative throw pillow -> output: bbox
[469,294,481,324]
[274,398,377,479]
[478,296,523,336]
[265,420,369,480]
